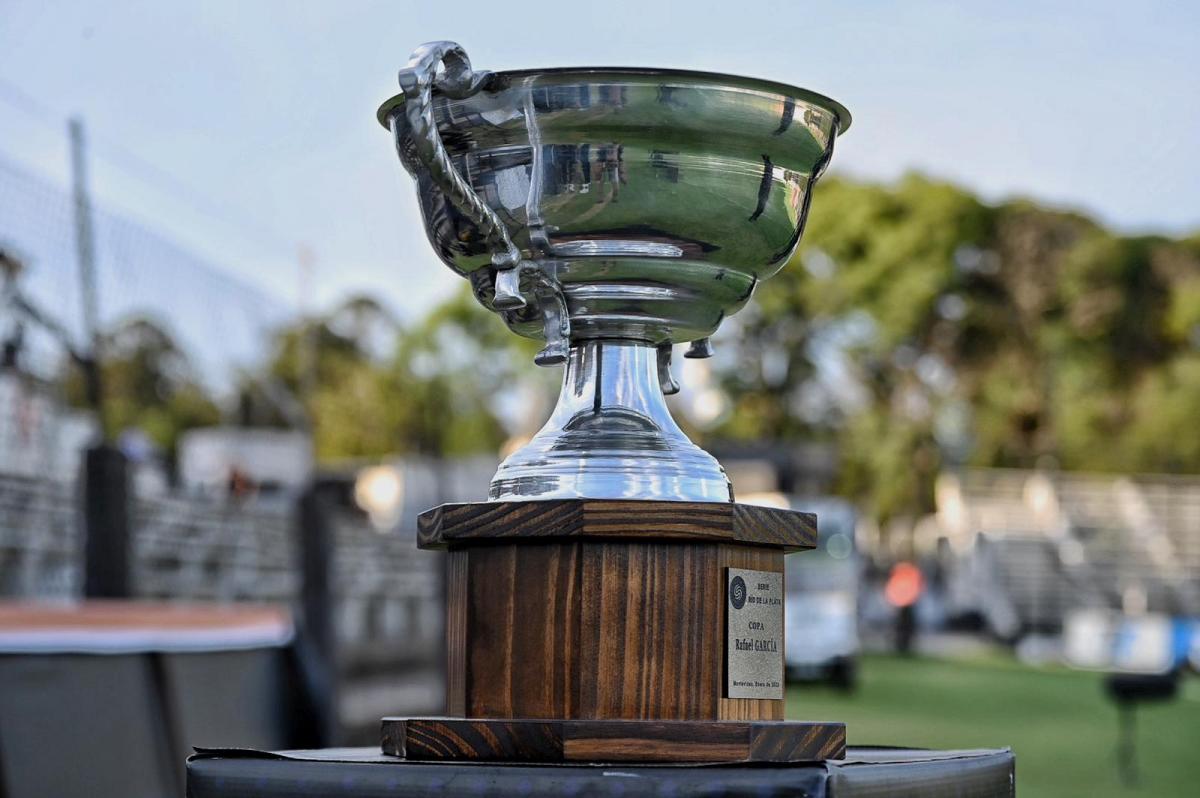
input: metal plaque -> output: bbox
[726,567,784,699]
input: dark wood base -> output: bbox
[391,500,845,765]
[381,717,846,764]
[420,499,818,721]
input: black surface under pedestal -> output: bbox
[186,745,1015,797]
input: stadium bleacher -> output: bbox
[937,469,1200,638]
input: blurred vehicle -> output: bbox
[782,497,860,689]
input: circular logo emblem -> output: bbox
[729,575,747,610]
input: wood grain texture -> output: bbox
[446,540,784,721]
[382,717,846,763]
[443,550,468,716]
[576,542,721,719]
[418,499,817,552]
[463,543,581,718]
[383,717,561,761]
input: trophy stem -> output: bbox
[489,340,733,502]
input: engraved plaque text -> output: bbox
[725,567,784,699]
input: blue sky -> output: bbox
[2,0,1198,321]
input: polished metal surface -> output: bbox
[382,41,848,502]
[489,340,732,501]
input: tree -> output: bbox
[711,173,1200,525]
[62,316,220,458]
[252,289,531,462]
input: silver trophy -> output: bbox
[380,41,849,503]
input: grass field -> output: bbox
[785,654,1200,798]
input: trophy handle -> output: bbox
[391,42,571,366]
[391,41,525,310]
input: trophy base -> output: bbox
[381,717,846,763]
[401,499,845,766]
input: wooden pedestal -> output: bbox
[381,717,846,763]
[382,499,845,763]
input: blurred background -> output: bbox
[1,2,1198,797]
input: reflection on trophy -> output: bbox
[378,41,851,764]
[378,41,849,504]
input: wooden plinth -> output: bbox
[384,498,838,763]
[445,538,793,720]
[422,499,814,721]
[382,717,846,763]
[417,499,817,552]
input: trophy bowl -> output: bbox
[380,42,849,502]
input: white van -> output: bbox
[784,497,860,689]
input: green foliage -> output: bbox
[713,173,1200,523]
[67,289,529,468]
[71,174,1200,513]
[255,288,526,462]
[62,316,220,456]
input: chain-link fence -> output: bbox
[1,153,292,389]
